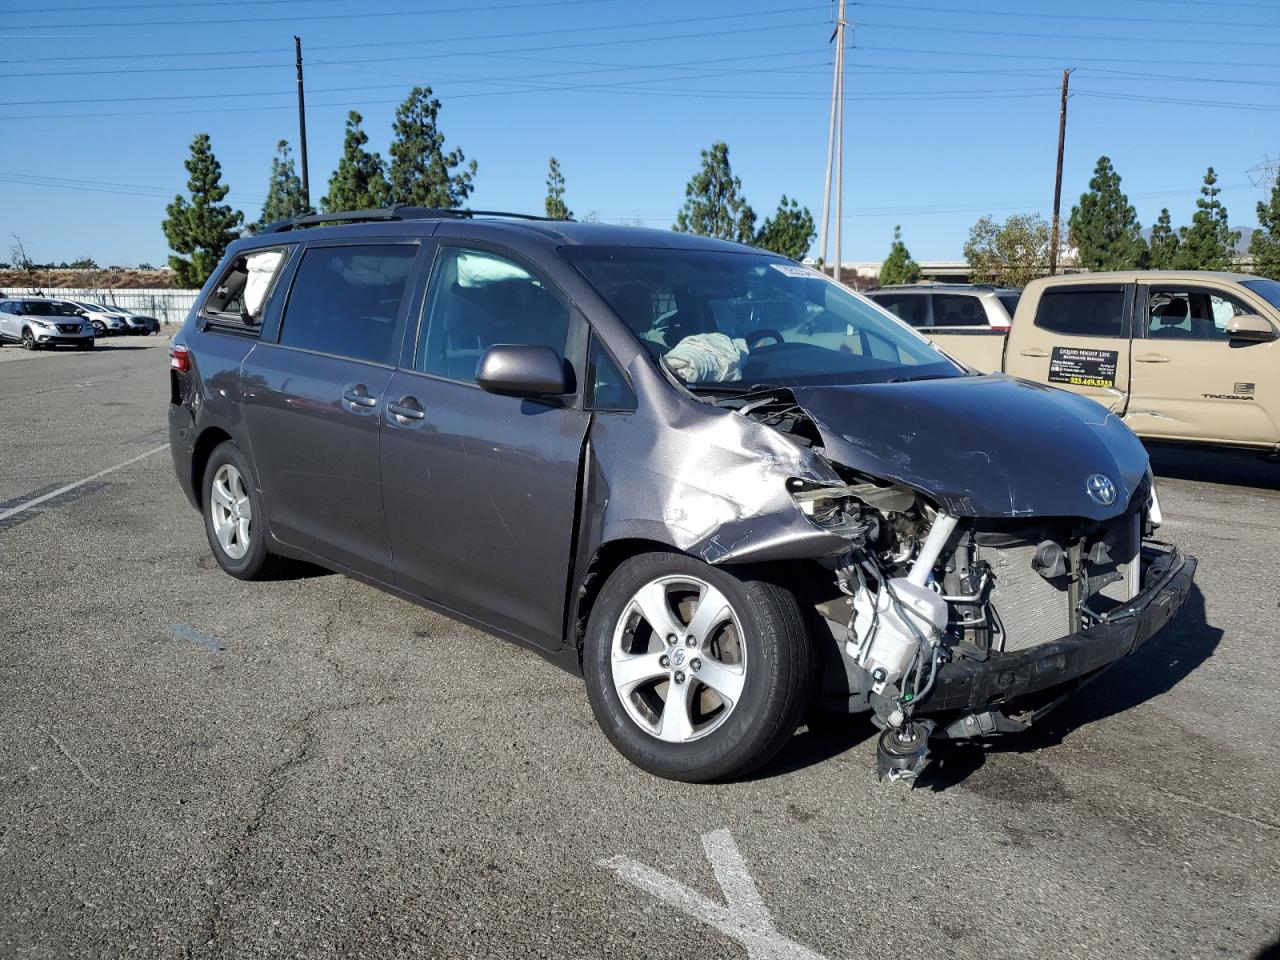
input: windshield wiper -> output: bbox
[685,382,786,400]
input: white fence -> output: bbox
[0,287,198,326]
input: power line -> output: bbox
[1075,89,1280,111]
[852,1,1280,30]
[852,16,1280,47]
[4,0,628,30]
[0,84,1053,123]
[856,43,1280,66]
[35,0,343,12]
[3,8,828,76]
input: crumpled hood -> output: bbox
[790,374,1149,520]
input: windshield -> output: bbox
[565,247,962,389]
[1241,279,1280,311]
[25,301,79,316]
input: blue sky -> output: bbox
[3,0,1278,269]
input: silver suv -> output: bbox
[0,298,95,350]
[868,283,1020,332]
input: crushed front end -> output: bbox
[794,474,1196,782]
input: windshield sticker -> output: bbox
[769,263,816,278]
[1047,346,1118,389]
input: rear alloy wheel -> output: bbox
[202,441,279,580]
[21,329,38,351]
[584,552,812,782]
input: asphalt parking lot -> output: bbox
[1,337,1277,960]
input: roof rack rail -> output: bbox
[260,204,569,234]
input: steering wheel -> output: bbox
[744,328,785,348]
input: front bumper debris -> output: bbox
[919,542,1195,726]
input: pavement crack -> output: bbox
[183,691,400,959]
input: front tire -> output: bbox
[21,329,38,351]
[583,552,812,783]
[202,441,278,580]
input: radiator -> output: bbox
[979,541,1073,653]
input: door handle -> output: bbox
[1135,353,1171,363]
[387,396,425,423]
[341,384,378,409]
[1018,348,1049,357]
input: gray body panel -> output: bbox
[168,216,1160,674]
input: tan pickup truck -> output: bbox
[922,271,1280,455]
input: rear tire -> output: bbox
[202,441,279,580]
[583,551,812,783]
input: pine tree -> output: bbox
[387,87,476,209]
[754,195,814,260]
[1148,208,1180,270]
[673,141,755,243]
[321,111,390,213]
[545,156,572,220]
[256,140,312,230]
[879,225,922,286]
[1068,156,1147,271]
[162,133,244,288]
[1177,167,1241,271]
[1249,174,1280,280]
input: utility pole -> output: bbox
[834,17,845,284]
[819,0,847,283]
[295,35,311,210]
[1048,68,1071,275]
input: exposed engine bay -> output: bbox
[730,387,1166,782]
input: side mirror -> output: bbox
[1226,314,1278,343]
[476,344,570,398]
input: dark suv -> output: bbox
[169,207,1195,783]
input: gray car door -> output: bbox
[379,242,590,652]
[240,240,422,580]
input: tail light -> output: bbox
[170,344,191,372]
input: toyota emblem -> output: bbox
[1086,473,1117,506]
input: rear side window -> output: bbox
[203,247,289,327]
[998,293,1021,319]
[280,244,417,364]
[930,293,986,328]
[1034,288,1127,338]
[418,246,570,383]
[871,293,929,327]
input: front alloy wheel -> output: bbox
[584,552,812,783]
[610,575,747,744]
[21,329,37,351]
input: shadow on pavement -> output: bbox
[1147,443,1280,490]
[916,582,1221,791]
[1255,936,1280,960]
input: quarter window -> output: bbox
[418,247,570,383]
[1147,288,1248,341]
[930,293,987,328]
[204,247,290,327]
[1034,288,1127,338]
[279,244,416,364]
[586,335,635,412]
[870,293,929,328]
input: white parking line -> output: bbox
[598,829,827,960]
[0,442,169,523]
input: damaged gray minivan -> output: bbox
[169,208,1196,782]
